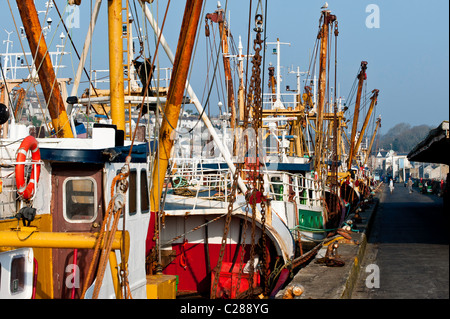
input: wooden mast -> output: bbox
[149,0,204,213]
[16,0,73,138]
[347,61,368,170]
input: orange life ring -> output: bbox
[15,136,41,200]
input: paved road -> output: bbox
[352,183,449,299]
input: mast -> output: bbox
[16,0,73,138]
[353,89,379,165]
[108,0,125,134]
[363,116,381,167]
[267,39,290,109]
[206,6,237,129]
[347,61,368,170]
[149,0,204,213]
[314,10,336,176]
[237,36,245,124]
[268,65,276,101]
[138,0,247,194]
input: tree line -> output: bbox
[373,123,433,154]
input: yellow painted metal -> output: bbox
[108,0,125,133]
[0,227,129,253]
[363,117,381,167]
[0,214,54,299]
[108,251,123,299]
[347,61,368,170]
[353,89,379,164]
[314,11,331,176]
[146,274,177,299]
[328,171,350,181]
[150,0,204,213]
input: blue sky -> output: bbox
[0,0,448,134]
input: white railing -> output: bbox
[167,158,323,209]
[265,171,322,208]
[262,92,299,110]
[88,67,173,88]
[168,160,232,202]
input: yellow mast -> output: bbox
[363,116,381,167]
[314,10,336,177]
[268,66,276,101]
[237,37,246,125]
[347,61,368,170]
[353,89,379,165]
[108,0,125,134]
[149,0,204,213]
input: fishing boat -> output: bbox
[145,5,353,298]
[0,0,167,299]
[0,0,380,299]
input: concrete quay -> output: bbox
[275,191,380,299]
[276,182,449,299]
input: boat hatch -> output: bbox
[0,248,34,299]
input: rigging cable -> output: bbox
[6,0,53,134]
[184,0,228,133]
[53,0,108,117]
[155,0,228,137]
[19,0,75,137]
[127,0,172,157]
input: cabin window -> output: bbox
[270,176,283,200]
[128,170,137,216]
[10,256,25,294]
[141,170,149,214]
[63,177,97,223]
[116,169,149,215]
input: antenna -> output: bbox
[2,30,14,80]
[266,38,291,108]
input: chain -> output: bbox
[211,162,242,298]
[259,176,268,295]
[253,15,269,296]
[212,12,269,299]
[241,13,268,298]
[235,201,249,296]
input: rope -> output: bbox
[80,167,131,299]
[128,0,172,158]
[164,0,228,135]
